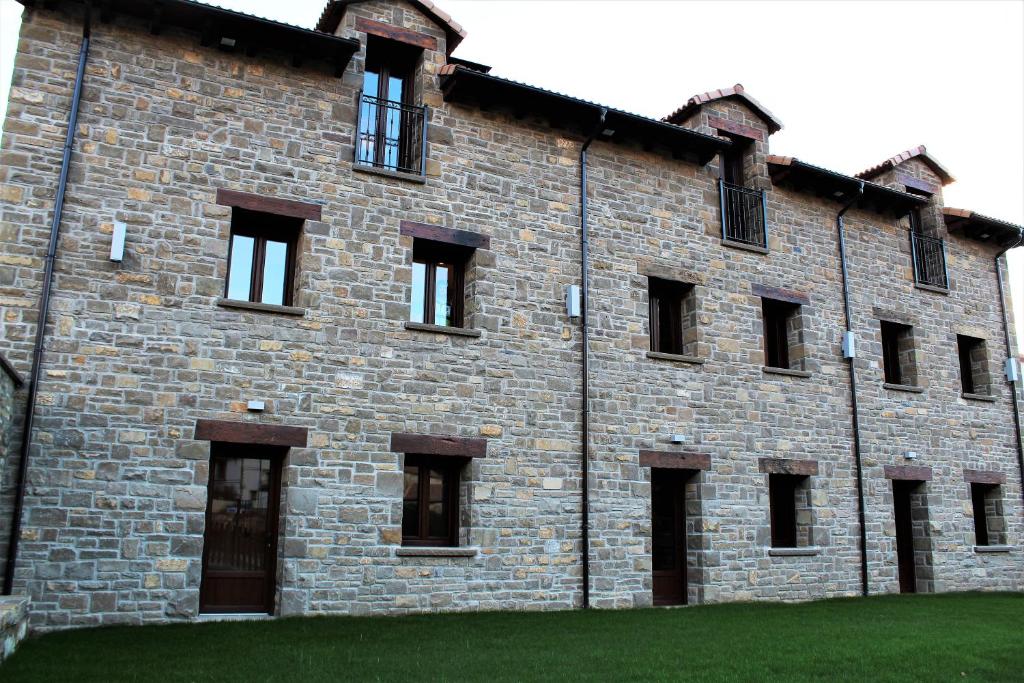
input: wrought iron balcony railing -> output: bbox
[719,179,768,249]
[910,230,949,290]
[355,92,427,176]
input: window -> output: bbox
[769,474,809,548]
[762,298,800,370]
[957,335,989,396]
[880,321,917,386]
[402,454,460,547]
[357,36,425,174]
[720,144,746,186]
[410,240,469,327]
[225,208,300,306]
[649,278,696,356]
[969,483,1006,547]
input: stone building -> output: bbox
[0,0,1021,629]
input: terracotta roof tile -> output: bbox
[316,0,466,53]
[663,83,783,134]
[855,145,955,185]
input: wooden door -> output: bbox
[652,469,688,606]
[200,446,283,614]
[893,481,917,594]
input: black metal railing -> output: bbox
[719,179,768,249]
[910,230,948,289]
[355,92,427,176]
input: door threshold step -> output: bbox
[196,613,273,622]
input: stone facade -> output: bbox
[0,0,1021,630]
[0,354,24,491]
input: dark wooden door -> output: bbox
[200,446,283,614]
[893,481,916,594]
[652,470,687,606]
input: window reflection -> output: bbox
[227,234,255,301]
[261,240,288,306]
[434,264,450,326]
[411,262,426,324]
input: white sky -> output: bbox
[1,0,1022,348]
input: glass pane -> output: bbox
[227,234,255,301]
[261,240,289,306]
[207,458,272,572]
[386,76,404,104]
[427,468,447,538]
[359,71,380,165]
[435,264,450,327]
[411,262,427,323]
[402,465,419,538]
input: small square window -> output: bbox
[761,298,802,370]
[225,208,301,306]
[880,321,917,386]
[970,483,1006,547]
[402,454,460,547]
[410,240,471,327]
[648,278,696,356]
[768,473,812,548]
[957,335,989,396]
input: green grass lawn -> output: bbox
[3,592,1022,681]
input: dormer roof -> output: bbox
[856,145,955,185]
[663,83,783,134]
[316,0,467,54]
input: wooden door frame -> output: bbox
[199,444,285,615]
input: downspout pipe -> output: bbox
[835,180,870,597]
[993,230,1024,505]
[3,9,92,596]
[579,107,607,609]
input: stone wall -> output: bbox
[0,0,1020,630]
[0,596,30,663]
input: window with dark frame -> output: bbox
[880,320,915,386]
[224,208,301,307]
[762,298,797,370]
[649,278,694,355]
[357,36,425,174]
[410,239,470,328]
[956,335,988,395]
[769,474,801,548]
[402,454,460,547]
[970,483,991,547]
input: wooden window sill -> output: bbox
[404,322,481,338]
[883,383,924,394]
[721,238,768,255]
[914,282,950,295]
[646,351,705,365]
[353,163,427,185]
[768,546,820,557]
[974,545,1013,554]
[962,392,996,403]
[396,547,478,558]
[216,298,306,317]
[762,366,812,378]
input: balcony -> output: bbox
[355,93,427,177]
[910,231,949,291]
[719,179,768,251]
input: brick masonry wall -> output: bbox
[0,1,1020,629]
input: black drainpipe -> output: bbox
[579,107,607,609]
[993,230,1024,505]
[834,181,870,597]
[3,8,92,596]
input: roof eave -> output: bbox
[943,209,1023,247]
[21,0,361,76]
[440,66,731,166]
[768,157,926,216]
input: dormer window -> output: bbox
[356,36,426,176]
[718,137,767,251]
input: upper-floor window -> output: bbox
[718,139,767,250]
[411,240,470,327]
[649,278,696,356]
[761,298,803,370]
[957,335,991,396]
[225,208,300,306]
[880,320,918,387]
[909,210,948,291]
[357,37,426,175]
[402,454,460,547]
